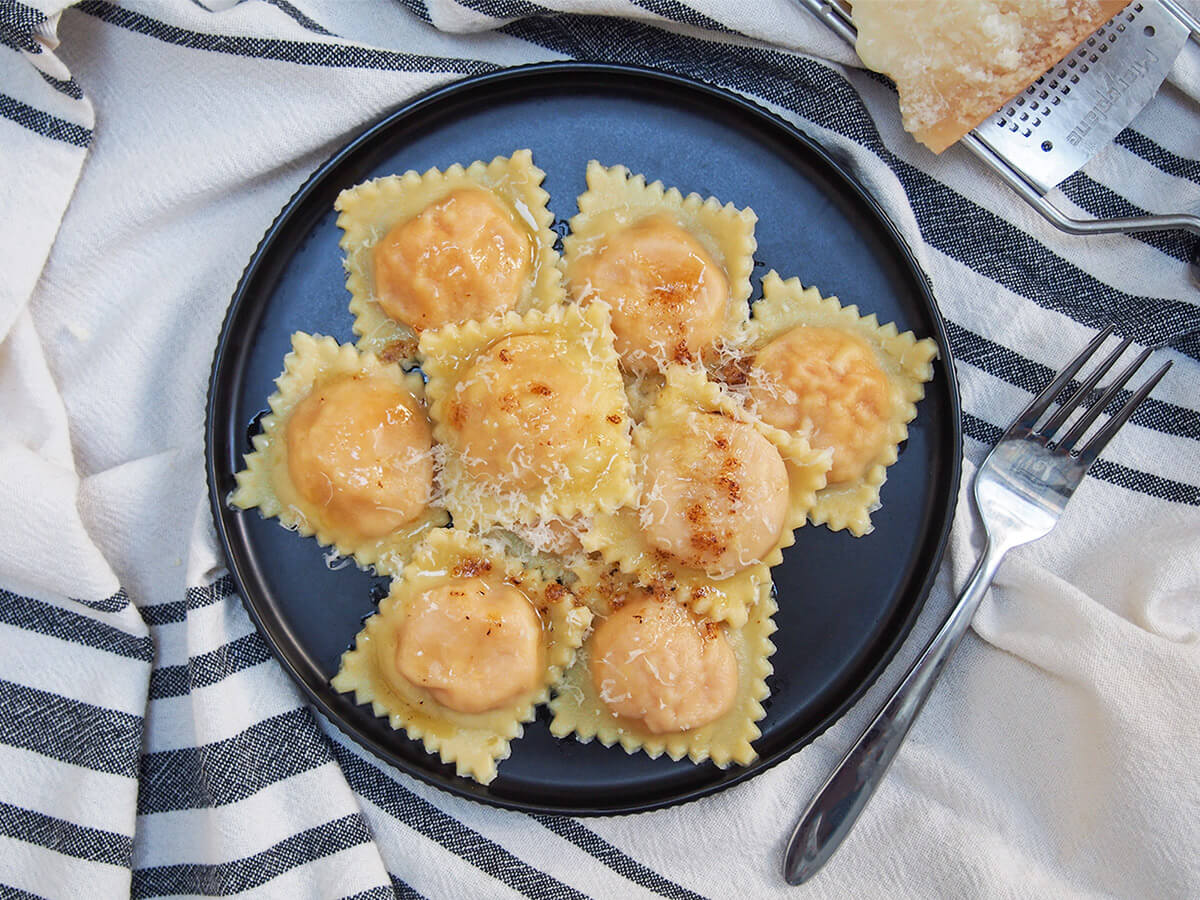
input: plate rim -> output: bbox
[204,60,963,816]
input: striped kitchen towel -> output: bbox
[1,1,1198,897]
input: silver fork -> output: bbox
[783,325,1172,885]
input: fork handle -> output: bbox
[782,538,1009,885]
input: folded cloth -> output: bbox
[1,1,1198,897]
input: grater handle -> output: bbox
[963,133,1200,287]
[963,134,1200,238]
[1158,0,1200,41]
[793,0,857,44]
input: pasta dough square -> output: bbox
[335,150,563,361]
[580,366,830,627]
[420,302,637,533]
[230,332,448,576]
[563,161,756,373]
[549,576,776,768]
[332,528,593,785]
[734,271,938,537]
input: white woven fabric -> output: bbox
[1,1,1198,897]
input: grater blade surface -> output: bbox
[972,1,1191,194]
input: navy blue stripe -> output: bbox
[137,707,330,814]
[0,589,152,662]
[535,814,707,900]
[344,886,401,900]
[0,679,142,778]
[455,0,546,18]
[498,14,1200,362]
[899,158,1200,362]
[962,413,1199,505]
[1084,456,1200,505]
[1115,129,1200,186]
[460,0,734,34]
[960,411,1009,448]
[1057,172,1197,264]
[72,587,131,614]
[140,575,235,626]
[0,800,132,868]
[77,1,495,76]
[130,813,371,898]
[0,884,48,900]
[945,320,1200,442]
[1,27,31,53]
[36,69,84,100]
[148,631,272,700]
[263,0,335,36]
[331,740,587,900]
[390,874,428,899]
[396,0,433,25]
[0,91,91,147]
[629,0,732,34]
[0,1,45,54]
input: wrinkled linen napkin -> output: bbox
[2,1,1199,897]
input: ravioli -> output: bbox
[563,161,756,373]
[230,333,447,575]
[333,528,592,784]
[641,409,790,574]
[550,575,776,767]
[336,150,562,361]
[420,302,637,532]
[734,271,938,536]
[581,366,830,627]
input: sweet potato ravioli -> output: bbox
[232,151,938,784]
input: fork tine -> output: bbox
[1038,336,1132,440]
[1058,347,1153,451]
[1075,361,1172,467]
[1013,324,1115,433]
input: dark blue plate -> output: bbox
[205,62,962,815]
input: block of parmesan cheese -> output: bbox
[851,0,1131,153]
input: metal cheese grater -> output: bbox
[796,0,1200,262]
